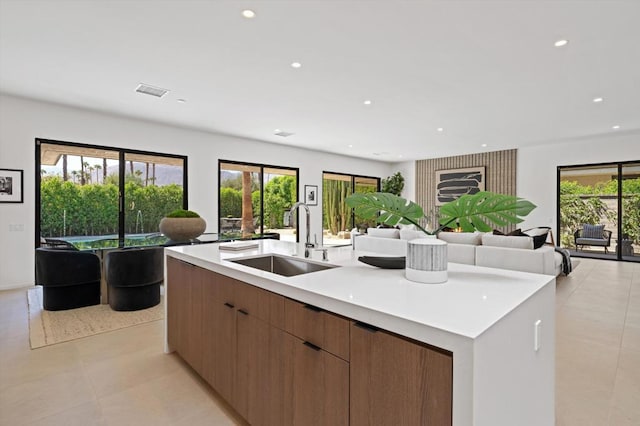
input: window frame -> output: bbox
[35,138,188,248]
[218,159,299,240]
[321,171,381,245]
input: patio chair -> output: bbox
[574,224,612,253]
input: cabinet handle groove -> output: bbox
[224,302,234,309]
[303,341,321,351]
[303,304,322,312]
[354,321,378,333]
[238,309,249,316]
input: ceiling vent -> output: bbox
[274,130,295,137]
[135,83,169,98]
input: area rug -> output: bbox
[27,286,164,349]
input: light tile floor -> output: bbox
[1,258,638,425]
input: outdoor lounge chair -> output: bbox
[574,224,612,253]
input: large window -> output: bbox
[558,161,639,262]
[36,139,187,248]
[322,172,380,247]
[218,160,298,241]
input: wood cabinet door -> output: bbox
[166,257,185,353]
[202,271,236,403]
[166,258,203,374]
[283,334,349,426]
[234,284,287,426]
[350,322,453,426]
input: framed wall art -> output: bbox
[0,168,24,203]
[435,166,485,206]
[304,185,318,206]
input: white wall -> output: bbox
[0,94,392,289]
[517,132,640,234]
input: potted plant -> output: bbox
[381,172,405,196]
[345,191,536,235]
[345,191,536,283]
[159,209,207,241]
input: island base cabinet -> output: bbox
[202,272,235,404]
[166,257,204,375]
[350,322,453,426]
[283,334,349,426]
[235,310,287,426]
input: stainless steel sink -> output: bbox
[229,254,338,277]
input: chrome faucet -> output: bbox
[290,201,315,257]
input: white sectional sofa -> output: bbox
[353,228,564,276]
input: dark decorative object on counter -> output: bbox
[358,256,406,269]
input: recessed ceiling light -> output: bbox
[593,97,604,103]
[554,39,569,47]
[274,129,294,137]
[363,100,372,105]
[612,125,621,130]
[241,9,255,18]
[177,99,186,103]
[481,143,487,147]
[348,144,353,148]
[398,154,403,158]
[437,127,444,132]
[291,62,302,69]
[135,83,169,98]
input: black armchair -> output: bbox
[574,225,612,253]
[105,247,163,311]
[35,248,101,310]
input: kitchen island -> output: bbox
[165,239,555,426]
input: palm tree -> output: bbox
[241,171,255,237]
[62,154,68,181]
[102,158,107,182]
[80,157,86,185]
[94,164,102,183]
[71,170,78,184]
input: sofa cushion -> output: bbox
[482,234,534,250]
[399,229,425,241]
[438,231,483,245]
[367,227,400,239]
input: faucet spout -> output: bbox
[290,202,314,256]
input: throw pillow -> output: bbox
[493,228,528,237]
[582,224,604,239]
[524,227,551,249]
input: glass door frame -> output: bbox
[35,138,188,248]
[556,159,639,262]
[322,171,381,246]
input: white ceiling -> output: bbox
[1,0,639,162]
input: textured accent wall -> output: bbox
[415,149,517,230]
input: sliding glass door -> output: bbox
[322,172,380,247]
[558,161,639,262]
[218,161,298,241]
[36,139,187,248]
[621,163,640,261]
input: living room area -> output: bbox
[1,1,640,425]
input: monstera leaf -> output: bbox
[438,191,536,232]
[345,192,429,232]
[345,191,536,234]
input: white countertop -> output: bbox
[165,239,554,344]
